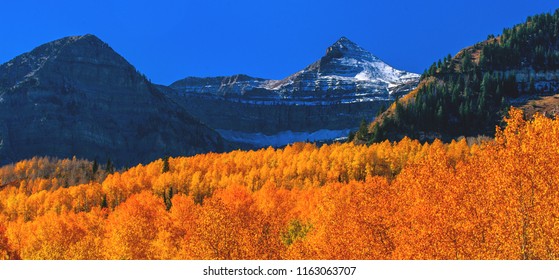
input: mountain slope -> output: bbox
[0,34,226,167]
[363,9,559,143]
[168,37,419,147]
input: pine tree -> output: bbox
[164,187,173,210]
[92,160,99,174]
[529,76,536,94]
[461,52,473,73]
[105,159,115,174]
[101,194,108,209]
[162,156,170,173]
[89,159,99,181]
[357,119,369,141]
[377,103,387,117]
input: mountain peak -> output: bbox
[80,33,98,39]
[55,34,110,53]
[271,36,420,90]
[334,36,358,47]
[36,34,105,52]
[76,33,104,44]
[325,36,366,58]
[1,34,110,66]
[0,33,142,96]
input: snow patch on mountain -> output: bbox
[216,129,351,148]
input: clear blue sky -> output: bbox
[0,1,557,85]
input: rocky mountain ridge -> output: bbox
[168,37,419,147]
[0,34,226,167]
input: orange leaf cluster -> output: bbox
[1,108,559,259]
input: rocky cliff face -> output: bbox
[168,37,419,147]
[0,35,226,167]
[170,74,270,97]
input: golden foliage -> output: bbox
[2,108,559,259]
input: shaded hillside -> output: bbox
[361,9,559,143]
[0,35,227,167]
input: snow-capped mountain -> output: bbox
[167,37,419,147]
[171,37,418,104]
[267,37,419,100]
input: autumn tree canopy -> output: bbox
[1,108,559,260]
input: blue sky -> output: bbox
[0,1,557,85]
